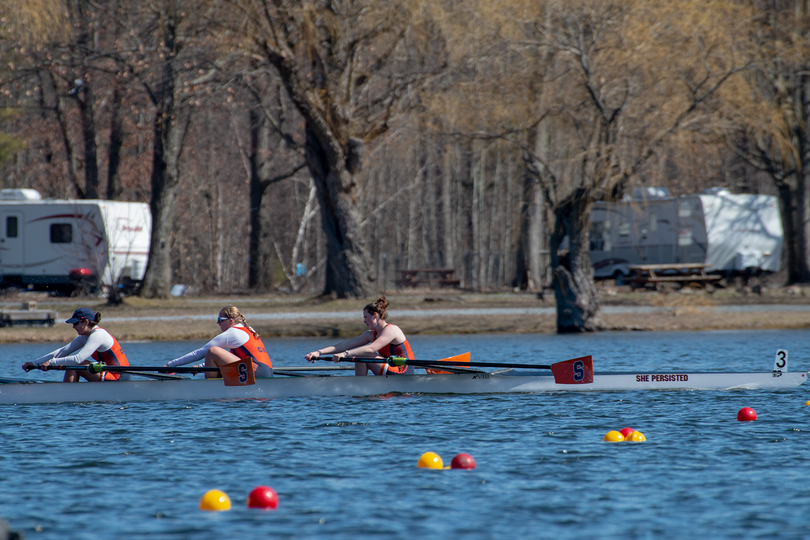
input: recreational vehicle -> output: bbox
[589,188,783,280]
[0,189,151,293]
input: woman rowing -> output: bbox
[305,295,415,376]
[21,307,130,382]
[165,306,273,378]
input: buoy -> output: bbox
[450,453,476,470]
[737,407,757,422]
[805,400,810,406]
[417,452,443,469]
[603,430,625,442]
[199,489,231,511]
[247,486,279,510]
[626,430,646,442]
[619,427,635,438]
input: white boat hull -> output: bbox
[0,370,806,404]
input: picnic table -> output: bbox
[626,263,722,290]
[397,268,461,288]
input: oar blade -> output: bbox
[426,352,471,374]
[550,355,594,384]
[220,358,256,386]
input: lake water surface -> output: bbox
[1,329,809,539]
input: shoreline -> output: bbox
[0,286,809,343]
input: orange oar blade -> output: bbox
[426,352,471,374]
[220,358,256,386]
[550,355,594,384]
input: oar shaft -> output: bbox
[37,364,220,374]
[321,357,552,370]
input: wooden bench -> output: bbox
[397,268,461,288]
[626,263,722,290]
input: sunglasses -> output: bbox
[217,316,231,324]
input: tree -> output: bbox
[223,0,445,298]
[716,2,810,285]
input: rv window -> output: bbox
[6,216,17,238]
[50,223,72,243]
[648,211,657,233]
[589,222,611,252]
[678,202,691,217]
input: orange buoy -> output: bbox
[737,407,757,421]
[199,489,231,511]
[417,452,443,469]
[626,431,646,442]
[603,430,625,442]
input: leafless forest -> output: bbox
[1,1,809,331]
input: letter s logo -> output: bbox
[573,360,585,382]
[238,362,248,383]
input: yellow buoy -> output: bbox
[417,452,444,469]
[603,430,625,442]
[805,400,810,406]
[627,431,646,442]
[199,489,232,511]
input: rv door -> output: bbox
[0,212,23,279]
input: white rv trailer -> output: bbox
[589,188,783,279]
[0,189,151,293]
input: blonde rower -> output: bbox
[166,306,273,378]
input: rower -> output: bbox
[305,295,415,376]
[21,307,131,382]
[165,306,273,378]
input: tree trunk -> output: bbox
[441,142,454,268]
[305,125,374,298]
[550,189,604,333]
[106,81,123,200]
[139,6,186,299]
[248,106,263,289]
[75,82,99,199]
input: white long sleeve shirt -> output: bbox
[35,327,116,367]
[166,325,252,367]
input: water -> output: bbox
[1,329,810,539]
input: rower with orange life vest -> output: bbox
[21,307,131,382]
[165,306,273,378]
[305,295,415,376]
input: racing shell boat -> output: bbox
[0,351,804,405]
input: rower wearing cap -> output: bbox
[165,306,273,378]
[21,307,131,382]
[305,295,415,376]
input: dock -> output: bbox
[0,302,57,327]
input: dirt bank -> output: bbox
[1,284,809,343]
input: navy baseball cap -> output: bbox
[66,307,95,324]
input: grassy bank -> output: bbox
[0,284,809,343]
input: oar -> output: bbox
[29,361,257,387]
[31,364,221,374]
[117,370,186,381]
[321,355,595,384]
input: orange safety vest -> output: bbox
[90,328,129,381]
[231,326,273,371]
[375,327,414,375]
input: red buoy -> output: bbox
[247,486,279,509]
[737,407,757,422]
[450,453,476,469]
[619,427,635,438]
